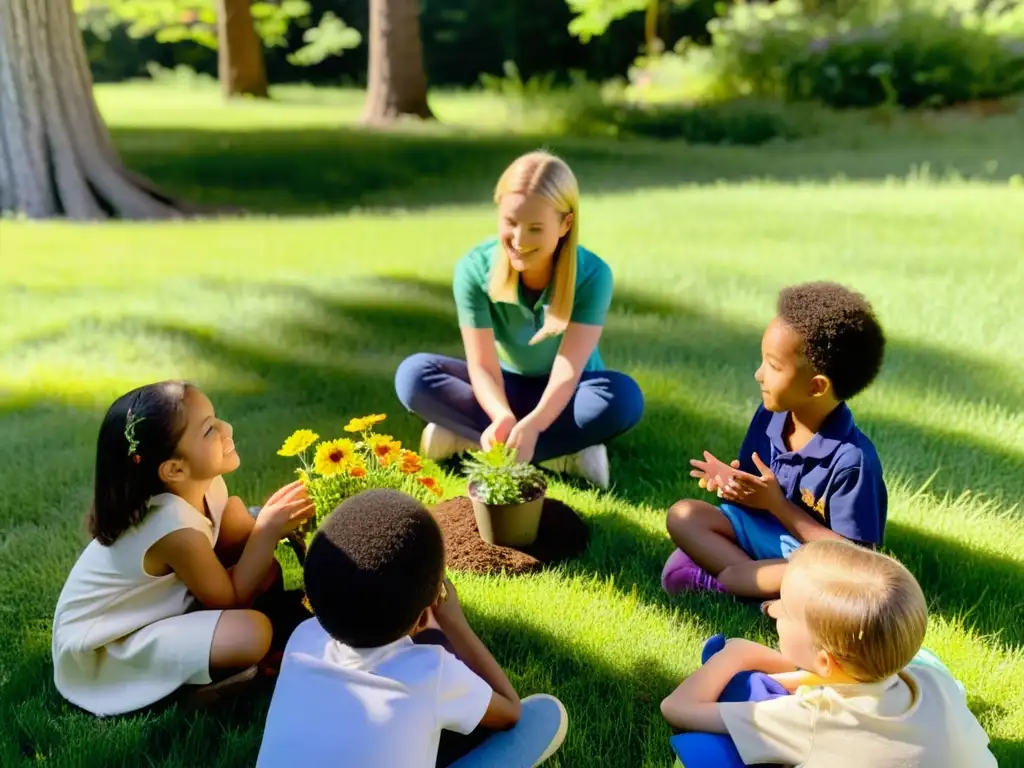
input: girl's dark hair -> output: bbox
[87,380,194,545]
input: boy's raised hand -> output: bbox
[690,451,741,492]
[715,452,785,512]
[431,576,467,628]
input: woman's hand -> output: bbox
[480,412,517,451]
[506,419,541,464]
[256,479,315,537]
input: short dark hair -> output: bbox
[778,282,886,401]
[303,489,445,648]
[88,380,194,545]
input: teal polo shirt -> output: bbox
[453,237,613,376]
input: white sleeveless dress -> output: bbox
[51,476,229,716]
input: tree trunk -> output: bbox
[361,0,434,125]
[217,0,269,99]
[0,0,184,219]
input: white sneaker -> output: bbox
[541,444,610,489]
[419,423,480,461]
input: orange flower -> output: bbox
[349,465,367,478]
[417,476,443,497]
[398,449,423,474]
[368,434,401,466]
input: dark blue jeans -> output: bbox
[394,353,644,464]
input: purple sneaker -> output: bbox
[661,549,726,594]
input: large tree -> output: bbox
[361,0,433,124]
[76,0,272,99]
[217,0,269,98]
[0,0,184,219]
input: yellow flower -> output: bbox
[344,413,387,433]
[368,434,401,466]
[314,438,356,477]
[398,449,423,475]
[277,429,319,457]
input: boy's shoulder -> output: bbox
[830,406,883,475]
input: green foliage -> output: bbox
[564,0,718,46]
[566,0,649,43]
[609,98,808,143]
[480,61,615,137]
[74,0,359,65]
[682,0,1024,108]
[462,444,547,506]
[478,62,807,144]
[79,0,714,89]
[286,11,361,66]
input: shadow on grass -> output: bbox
[989,739,1024,768]
[108,125,1024,216]
[0,635,272,767]
[885,523,1024,648]
[463,611,683,768]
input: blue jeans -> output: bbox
[394,353,645,464]
[415,630,568,767]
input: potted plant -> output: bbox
[462,443,547,547]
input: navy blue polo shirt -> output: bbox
[734,403,887,547]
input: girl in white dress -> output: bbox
[51,380,315,717]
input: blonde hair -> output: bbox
[489,150,580,345]
[788,540,928,683]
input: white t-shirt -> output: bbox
[719,659,997,767]
[256,617,493,768]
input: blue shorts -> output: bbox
[719,503,801,561]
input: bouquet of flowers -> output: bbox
[277,413,444,527]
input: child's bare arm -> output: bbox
[150,480,313,609]
[431,578,521,729]
[661,639,798,733]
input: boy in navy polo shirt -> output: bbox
[662,282,887,599]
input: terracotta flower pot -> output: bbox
[468,481,545,547]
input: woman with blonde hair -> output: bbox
[395,150,644,488]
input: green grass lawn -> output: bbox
[1,82,1022,767]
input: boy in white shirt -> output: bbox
[255,489,568,767]
[660,538,996,767]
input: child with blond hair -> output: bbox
[661,539,996,767]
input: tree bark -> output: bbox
[217,0,269,99]
[361,0,434,125]
[0,0,186,220]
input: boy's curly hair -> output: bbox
[778,282,886,401]
[303,489,444,648]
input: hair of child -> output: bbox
[788,539,927,683]
[303,488,445,648]
[88,380,195,546]
[777,281,886,400]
